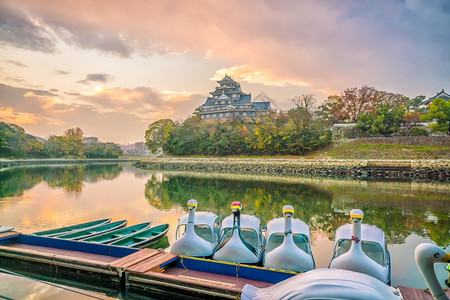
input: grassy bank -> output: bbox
[316,137,450,160]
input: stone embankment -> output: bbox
[0,158,139,168]
[135,158,450,181]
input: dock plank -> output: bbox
[398,286,450,300]
[0,243,118,264]
[129,252,178,273]
[110,249,164,269]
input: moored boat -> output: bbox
[0,226,14,233]
[213,201,264,264]
[82,222,152,244]
[263,205,315,272]
[57,220,128,240]
[242,243,450,300]
[110,224,170,248]
[171,199,220,257]
[329,209,391,284]
[33,218,111,237]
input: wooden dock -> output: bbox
[1,231,449,299]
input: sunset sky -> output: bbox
[1,0,449,144]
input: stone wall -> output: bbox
[0,158,139,168]
[135,158,450,182]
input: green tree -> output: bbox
[63,127,84,158]
[421,98,450,135]
[145,119,174,153]
[355,105,405,136]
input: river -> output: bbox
[0,163,449,299]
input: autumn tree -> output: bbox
[324,86,378,122]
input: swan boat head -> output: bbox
[170,199,215,257]
[329,209,390,284]
[263,205,314,272]
[415,243,450,300]
[213,201,262,264]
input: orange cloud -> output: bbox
[211,65,309,87]
[0,108,39,124]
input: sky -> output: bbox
[0,0,449,144]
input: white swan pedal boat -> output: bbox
[170,199,220,257]
[329,209,391,284]
[263,205,315,272]
[213,201,264,264]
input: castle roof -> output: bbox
[424,89,450,105]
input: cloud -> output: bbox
[0,1,55,52]
[2,0,447,95]
[0,82,203,142]
[55,70,70,75]
[211,65,309,87]
[4,59,28,68]
[77,73,112,84]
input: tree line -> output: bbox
[146,86,449,156]
[0,123,123,159]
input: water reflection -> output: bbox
[0,164,123,197]
[0,164,449,294]
[144,172,450,247]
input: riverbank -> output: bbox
[135,158,450,182]
[0,158,139,168]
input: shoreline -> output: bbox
[0,158,139,169]
[135,158,450,182]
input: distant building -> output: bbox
[199,75,271,120]
[121,142,151,156]
[84,137,98,144]
[423,89,450,109]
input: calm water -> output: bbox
[0,163,449,298]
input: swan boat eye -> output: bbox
[434,253,440,258]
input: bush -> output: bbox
[409,127,429,136]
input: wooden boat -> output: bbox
[0,226,14,233]
[33,218,111,237]
[110,224,170,248]
[213,201,264,264]
[242,243,450,300]
[263,205,315,272]
[329,209,391,284]
[82,222,152,244]
[171,199,220,257]
[57,220,127,240]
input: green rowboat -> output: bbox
[110,224,170,248]
[33,218,111,237]
[57,220,128,240]
[82,222,152,244]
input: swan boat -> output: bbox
[170,199,220,257]
[242,243,450,300]
[213,201,264,264]
[263,205,315,272]
[329,209,391,284]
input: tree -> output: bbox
[63,127,84,158]
[288,94,317,132]
[355,105,405,136]
[145,119,174,153]
[421,98,450,135]
[323,86,378,123]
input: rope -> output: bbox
[180,257,188,273]
[235,263,240,278]
[0,267,104,300]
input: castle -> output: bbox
[199,75,271,120]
